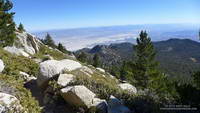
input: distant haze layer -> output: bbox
[33,24,199,51]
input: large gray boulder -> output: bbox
[61,85,107,112]
[0,93,22,113]
[108,95,131,113]
[37,59,82,88]
[118,83,137,94]
[61,85,96,108]
[57,74,75,87]
[0,59,4,73]
[4,46,30,57]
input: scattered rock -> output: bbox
[4,46,30,57]
[37,59,82,88]
[0,93,22,113]
[80,66,94,75]
[44,54,54,60]
[19,71,36,82]
[96,68,106,73]
[118,83,137,94]
[0,59,4,73]
[108,95,131,113]
[57,74,75,87]
[73,67,92,77]
[33,58,42,64]
[61,85,96,109]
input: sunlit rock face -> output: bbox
[37,59,82,88]
[4,31,42,57]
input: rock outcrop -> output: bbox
[37,59,82,88]
[14,32,41,55]
[0,59,4,73]
[118,83,137,94]
[4,32,42,57]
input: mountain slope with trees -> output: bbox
[75,38,200,81]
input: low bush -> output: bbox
[0,48,39,77]
[33,45,73,60]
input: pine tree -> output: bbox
[57,42,71,54]
[18,23,25,32]
[0,0,16,47]
[192,71,200,89]
[93,53,100,67]
[57,43,65,52]
[43,33,57,48]
[77,52,87,63]
[120,61,128,81]
[133,31,159,88]
[199,29,200,40]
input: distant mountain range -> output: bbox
[75,39,200,79]
[33,24,200,51]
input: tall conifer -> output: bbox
[133,31,159,88]
[93,53,100,67]
[18,23,25,32]
[43,33,57,48]
[0,0,16,47]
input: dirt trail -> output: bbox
[24,80,44,106]
[24,80,76,113]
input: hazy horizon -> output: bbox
[34,24,199,51]
[31,23,200,32]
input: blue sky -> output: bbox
[12,0,200,31]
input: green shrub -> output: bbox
[68,75,137,109]
[33,45,72,60]
[67,74,171,113]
